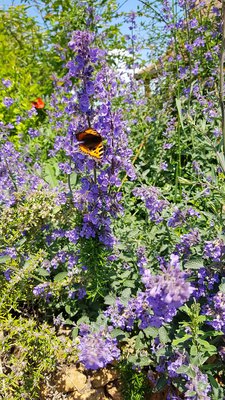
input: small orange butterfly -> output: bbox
[31,97,45,109]
[76,128,103,160]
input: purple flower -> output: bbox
[2,78,12,88]
[68,31,94,54]
[28,128,40,138]
[4,268,13,281]
[138,259,194,327]
[3,97,14,108]
[204,291,225,333]
[194,267,219,299]
[78,328,120,369]
[79,94,90,112]
[167,352,187,378]
[33,283,52,299]
[203,239,225,262]
[185,366,211,399]
[160,161,168,171]
[175,229,200,258]
[137,246,148,272]
[49,30,135,249]
[193,37,205,47]
[133,186,168,223]
[163,143,174,150]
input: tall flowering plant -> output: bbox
[39,30,136,306]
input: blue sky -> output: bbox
[1,0,149,60]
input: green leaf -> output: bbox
[216,151,225,173]
[155,376,168,392]
[44,163,58,187]
[121,288,132,300]
[144,326,158,338]
[36,267,50,277]
[111,329,127,339]
[190,345,198,356]
[54,271,68,282]
[173,334,192,345]
[104,294,116,305]
[159,326,170,344]
[72,327,78,338]
[185,390,196,397]
[0,255,11,264]
[121,280,135,288]
[176,365,189,374]
[176,98,184,130]
[185,258,204,270]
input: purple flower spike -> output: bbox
[78,328,120,369]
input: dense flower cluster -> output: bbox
[106,255,194,330]
[194,267,219,299]
[0,140,44,206]
[78,327,120,369]
[204,291,225,333]
[184,366,211,400]
[203,239,225,263]
[175,229,200,259]
[168,207,200,228]
[133,186,168,223]
[49,30,135,247]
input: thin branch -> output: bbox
[138,0,169,25]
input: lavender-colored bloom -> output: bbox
[213,128,221,137]
[77,287,86,299]
[192,161,201,174]
[79,94,90,112]
[185,43,194,53]
[3,97,14,108]
[78,328,120,369]
[160,161,168,171]
[203,239,225,262]
[137,246,148,272]
[3,246,17,259]
[204,291,225,333]
[184,366,211,399]
[175,229,200,258]
[2,78,12,88]
[68,31,94,54]
[4,268,13,281]
[105,299,136,331]
[33,282,52,299]
[168,207,200,228]
[191,61,200,76]
[167,352,187,378]
[49,30,135,249]
[137,260,194,327]
[189,18,198,29]
[133,186,168,223]
[106,257,194,330]
[163,143,174,150]
[28,128,40,138]
[193,37,205,47]
[194,267,219,299]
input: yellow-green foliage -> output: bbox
[0,6,52,102]
[0,189,60,248]
[0,315,76,400]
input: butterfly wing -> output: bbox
[79,142,103,159]
[76,128,100,141]
[76,128,103,160]
[32,98,45,109]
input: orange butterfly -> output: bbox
[31,97,45,109]
[76,128,103,160]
